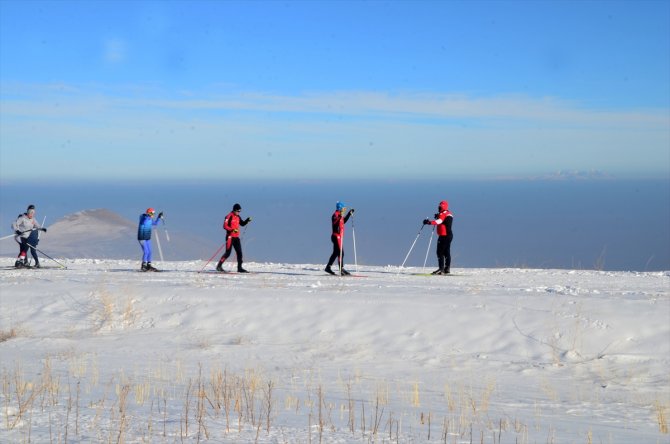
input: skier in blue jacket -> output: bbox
[137,208,163,271]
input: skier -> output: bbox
[325,201,355,275]
[137,208,164,271]
[216,203,252,273]
[423,200,454,275]
[12,204,47,268]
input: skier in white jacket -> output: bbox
[12,204,46,268]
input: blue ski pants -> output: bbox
[138,240,152,263]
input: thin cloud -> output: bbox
[1,82,668,180]
[2,83,667,131]
[103,38,126,64]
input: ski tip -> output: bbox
[411,272,464,277]
[325,273,367,278]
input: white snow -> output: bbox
[0,260,668,443]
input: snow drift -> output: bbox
[0,260,668,443]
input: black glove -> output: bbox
[349,208,355,215]
[423,218,431,225]
[434,213,439,219]
[245,217,252,223]
[158,212,164,219]
[15,230,21,235]
[40,228,47,233]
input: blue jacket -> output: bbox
[137,213,160,240]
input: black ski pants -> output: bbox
[18,231,40,264]
[436,233,453,271]
[220,236,243,266]
[327,234,344,268]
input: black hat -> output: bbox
[27,204,35,212]
[233,203,242,211]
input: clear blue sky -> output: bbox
[1,0,668,181]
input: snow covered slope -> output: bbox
[1,261,668,443]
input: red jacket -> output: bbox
[331,210,351,237]
[430,210,453,237]
[223,212,249,238]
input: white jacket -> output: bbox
[12,214,41,239]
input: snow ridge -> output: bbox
[1,261,668,442]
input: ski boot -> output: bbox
[141,262,149,272]
[237,266,249,273]
[216,261,227,273]
[340,268,351,276]
[431,268,444,275]
[146,262,159,272]
[324,266,336,275]
[14,258,25,269]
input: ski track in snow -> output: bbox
[1,259,669,443]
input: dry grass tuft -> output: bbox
[655,401,668,434]
[0,328,18,343]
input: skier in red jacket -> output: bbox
[423,200,454,274]
[325,201,355,275]
[216,203,252,273]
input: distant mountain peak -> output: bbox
[493,170,615,181]
[548,170,613,180]
[60,208,133,225]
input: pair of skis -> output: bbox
[12,242,67,270]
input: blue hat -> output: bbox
[336,201,346,211]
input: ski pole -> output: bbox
[198,242,227,273]
[161,215,171,242]
[38,216,46,241]
[0,228,33,241]
[153,213,168,262]
[422,226,435,272]
[26,243,67,269]
[338,234,344,274]
[351,214,358,273]
[154,226,164,262]
[235,223,250,262]
[400,223,426,268]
